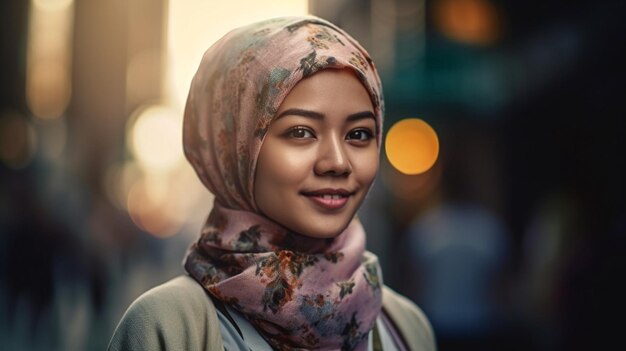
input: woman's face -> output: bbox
[254,69,379,239]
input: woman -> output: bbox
[108,16,435,351]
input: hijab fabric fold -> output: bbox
[182,16,385,350]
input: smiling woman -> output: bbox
[255,69,379,239]
[108,16,436,351]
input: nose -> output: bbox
[314,134,352,176]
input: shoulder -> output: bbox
[382,285,436,351]
[107,275,223,351]
[125,274,213,318]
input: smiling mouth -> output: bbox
[301,189,353,210]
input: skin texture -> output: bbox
[254,69,379,239]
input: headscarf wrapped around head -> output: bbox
[183,16,385,350]
[183,16,384,212]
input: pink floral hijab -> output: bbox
[183,16,385,350]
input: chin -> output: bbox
[296,218,353,239]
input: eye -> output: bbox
[287,127,315,139]
[346,129,374,142]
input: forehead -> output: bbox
[277,69,374,113]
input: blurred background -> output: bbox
[1,0,624,350]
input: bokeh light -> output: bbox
[117,163,213,238]
[385,118,439,175]
[127,105,183,173]
[126,175,182,238]
[433,0,501,46]
[26,0,74,120]
[121,103,215,238]
[0,112,38,169]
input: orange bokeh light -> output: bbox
[126,179,181,238]
[385,118,439,175]
[433,0,501,45]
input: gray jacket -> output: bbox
[108,275,435,350]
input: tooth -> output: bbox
[323,195,331,199]
[332,195,340,199]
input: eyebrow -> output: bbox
[276,108,376,122]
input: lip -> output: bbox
[301,188,353,210]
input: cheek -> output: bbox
[255,141,313,200]
[266,149,311,187]
[278,148,314,181]
[353,148,379,186]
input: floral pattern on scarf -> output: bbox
[185,203,382,350]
